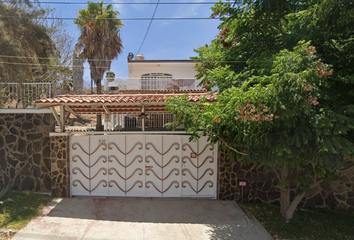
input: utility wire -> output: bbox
[136,0,154,50]
[0,61,127,69]
[0,54,247,63]
[0,54,242,63]
[0,61,205,70]
[0,16,219,20]
[0,59,246,68]
[136,0,160,56]
[0,54,125,62]
[0,1,223,4]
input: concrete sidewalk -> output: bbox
[12,197,273,240]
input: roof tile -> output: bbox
[34,93,217,105]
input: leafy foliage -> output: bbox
[0,2,54,82]
[240,203,354,240]
[168,0,354,221]
[0,1,74,105]
[40,8,75,95]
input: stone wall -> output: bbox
[0,112,54,191]
[50,136,70,197]
[218,150,354,210]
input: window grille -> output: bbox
[121,113,174,130]
[141,73,172,90]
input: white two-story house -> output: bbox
[103,54,205,131]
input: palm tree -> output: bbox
[74,1,123,129]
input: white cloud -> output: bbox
[112,0,126,15]
[176,0,211,17]
[132,0,153,12]
[159,0,213,26]
[112,0,156,19]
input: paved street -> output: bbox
[13,197,273,240]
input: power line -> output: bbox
[0,54,245,63]
[0,54,125,62]
[0,16,219,20]
[0,59,246,67]
[0,61,128,69]
[0,1,223,4]
[0,54,247,63]
[0,61,201,69]
[0,54,246,66]
[136,0,160,56]
[136,0,154,50]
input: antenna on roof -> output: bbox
[127,52,134,61]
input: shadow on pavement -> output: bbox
[12,197,274,240]
[47,197,243,224]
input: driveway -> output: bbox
[12,198,273,240]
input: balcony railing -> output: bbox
[0,82,51,108]
[104,77,200,92]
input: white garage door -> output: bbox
[70,134,217,197]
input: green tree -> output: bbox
[167,0,354,222]
[39,7,75,96]
[0,2,54,81]
[74,1,124,129]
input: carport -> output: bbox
[34,90,219,198]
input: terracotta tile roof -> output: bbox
[34,92,217,105]
[64,105,169,114]
[117,89,207,94]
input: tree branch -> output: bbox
[309,180,323,189]
[338,163,354,171]
[269,165,281,181]
[208,129,248,156]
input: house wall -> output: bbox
[218,149,354,210]
[0,110,54,192]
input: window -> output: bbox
[146,113,174,129]
[141,73,172,90]
[121,113,175,130]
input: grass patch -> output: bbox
[240,203,354,240]
[0,190,52,230]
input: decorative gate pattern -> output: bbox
[70,134,217,197]
[108,135,145,197]
[145,136,181,197]
[181,137,215,196]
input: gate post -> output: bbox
[50,133,70,197]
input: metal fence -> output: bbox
[0,82,52,108]
[104,77,199,92]
[122,113,174,130]
[102,113,175,131]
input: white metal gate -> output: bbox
[70,134,217,197]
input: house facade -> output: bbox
[102,55,205,131]
[105,54,202,92]
[33,55,220,198]
[1,56,352,210]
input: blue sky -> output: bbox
[42,0,221,81]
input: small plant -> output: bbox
[0,184,14,205]
[105,71,115,78]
